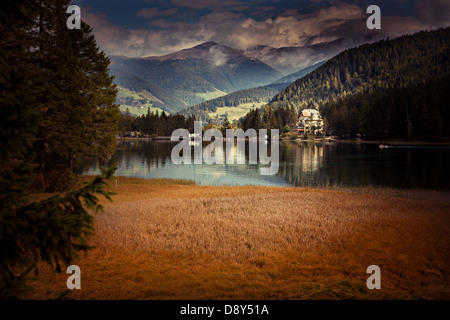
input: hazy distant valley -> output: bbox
[110,41,332,117]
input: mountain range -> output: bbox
[112,27,448,120]
[113,26,449,141]
[109,41,339,115]
[110,41,286,114]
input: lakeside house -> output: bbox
[292,108,324,135]
[122,131,143,138]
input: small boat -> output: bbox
[379,144,389,149]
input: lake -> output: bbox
[77,140,450,189]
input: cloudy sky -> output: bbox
[76,0,450,58]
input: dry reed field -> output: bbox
[29,178,450,299]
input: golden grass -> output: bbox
[28,179,450,300]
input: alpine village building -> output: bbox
[292,109,324,135]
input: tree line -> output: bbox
[322,76,450,140]
[240,105,298,133]
[120,108,197,136]
[119,104,298,136]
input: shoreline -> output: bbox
[77,175,450,195]
[117,136,450,146]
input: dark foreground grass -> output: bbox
[28,178,450,300]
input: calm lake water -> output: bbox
[77,141,450,189]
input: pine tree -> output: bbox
[0,0,117,299]
[34,0,120,183]
[253,108,262,131]
[221,116,231,135]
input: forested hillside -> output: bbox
[111,67,186,113]
[179,83,288,120]
[322,76,450,140]
[271,61,325,85]
[271,28,450,109]
[269,27,449,141]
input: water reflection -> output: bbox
[76,141,450,189]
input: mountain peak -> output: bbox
[144,41,222,61]
[195,41,219,49]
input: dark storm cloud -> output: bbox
[136,7,178,19]
[416,0,450,27]
[80,0,450,70]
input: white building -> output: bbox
[294,109,323,135]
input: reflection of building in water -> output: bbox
[300,143,324,173]
[277,142,325,186]
[222,141,254,164]
[292,109,323,135]
[235,143,246,164]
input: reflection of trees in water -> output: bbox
[77,141,450,189]
[77,141,174,175]
[277,142,450,189]
[117,141,173,174]
[400,148,449,189]
[278,142,387,188]
[277,142,404,188]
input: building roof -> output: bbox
[299,108,322,120]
